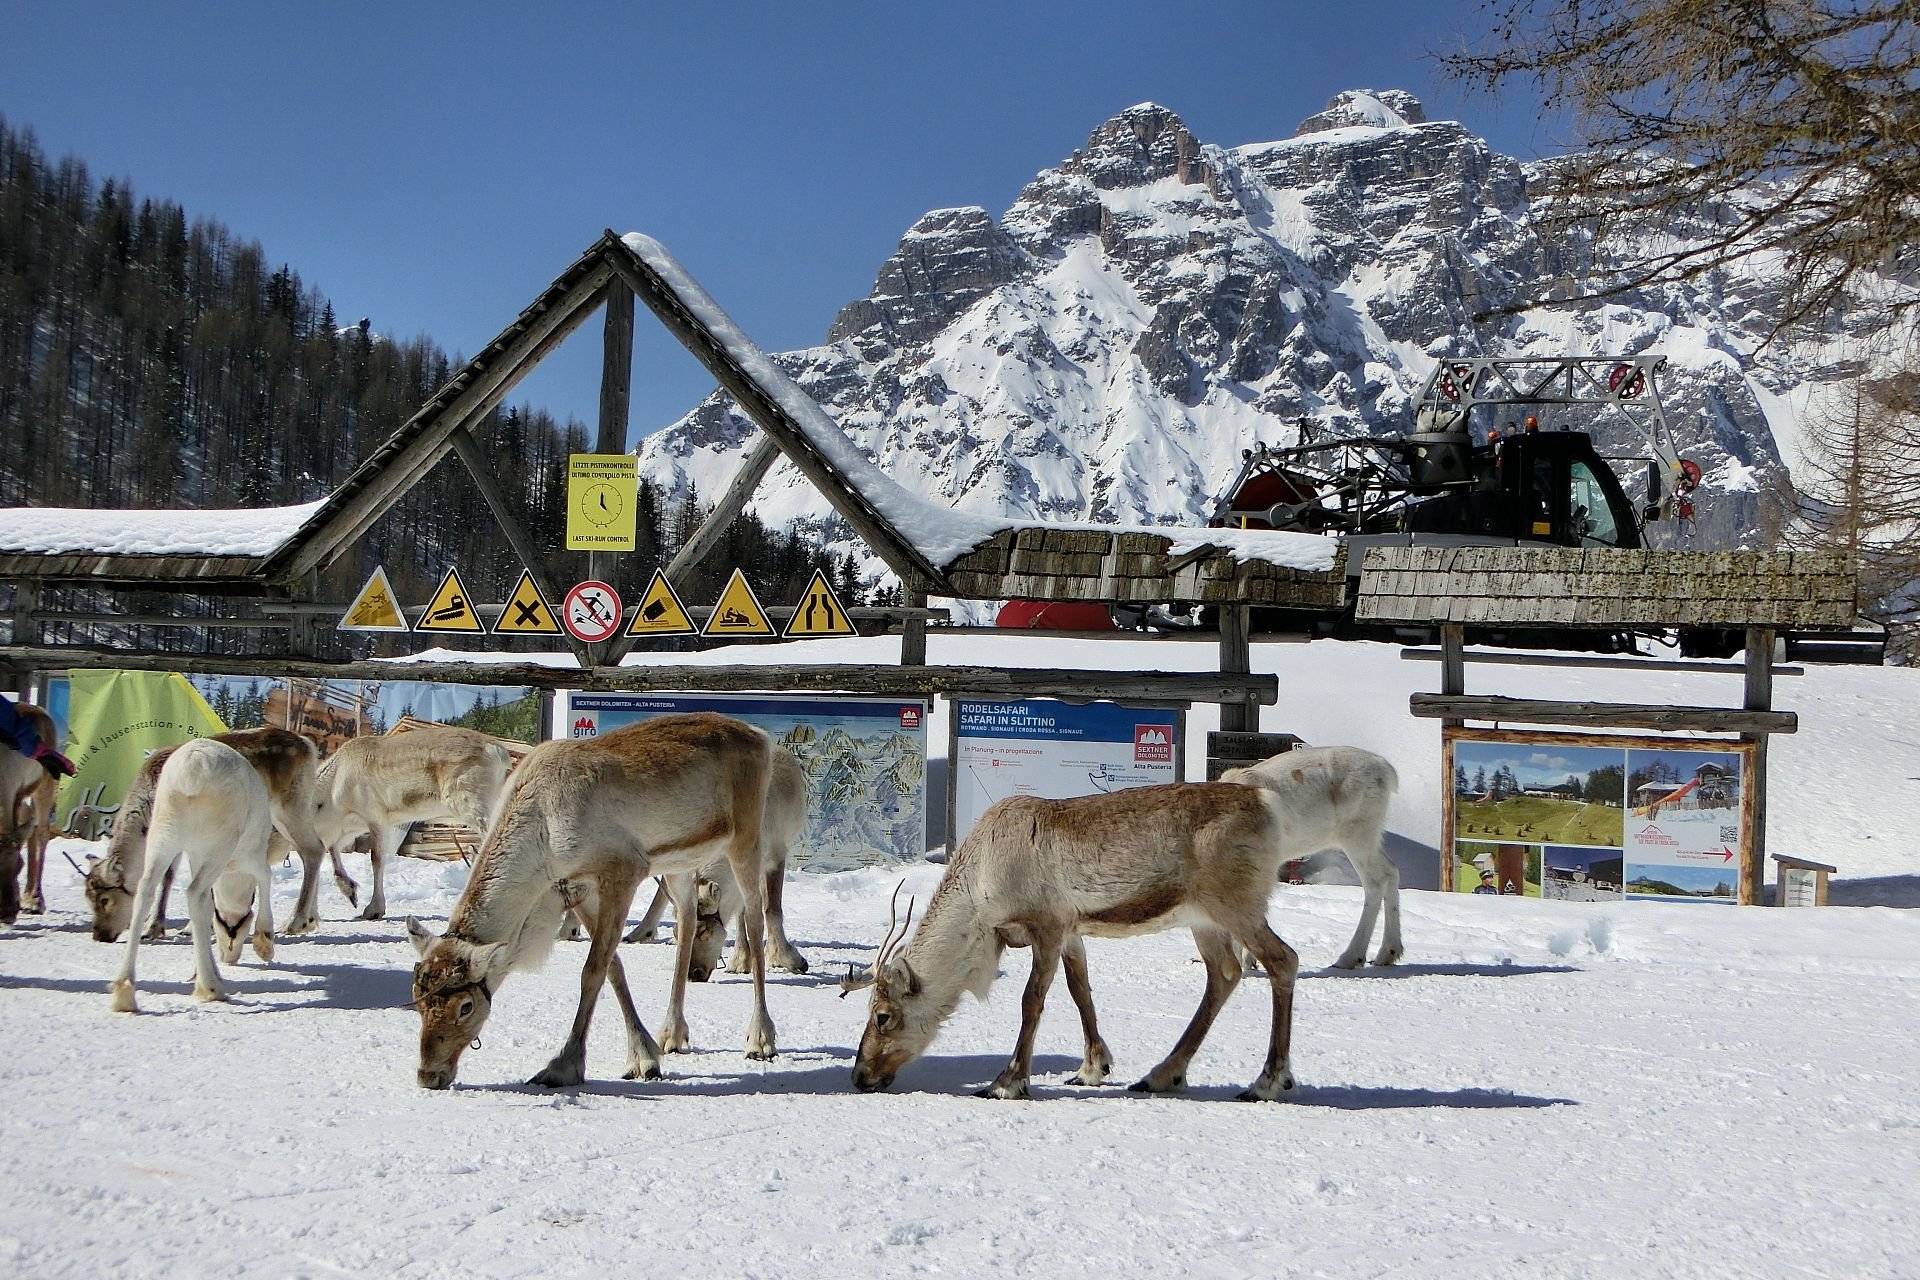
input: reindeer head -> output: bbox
[212,898,256,965]
[406,916,509,1090]
[83,852,133,942]
[849,886,936,1093]
[686,877,727,983]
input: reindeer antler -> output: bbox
[63,851,88,878]
[839,881,916,998]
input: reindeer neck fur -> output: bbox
[443,803,563,974]
[900,858,1004,1014]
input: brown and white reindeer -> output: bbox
[84,727,340,943]
[108,738,277,1012]
[849,745,1397,1101]
[405,712,785,1090]
[0,703,62,926]
[312,725,512,921]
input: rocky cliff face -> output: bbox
[639,91,1903,578]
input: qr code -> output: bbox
[1719,825,1738,842]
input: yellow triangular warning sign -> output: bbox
[783,569,860,638]
[415,567,485,634]
[339,566,409,633]
[702,569,776,637]
[492,569,562,635]
[626,570,697,637]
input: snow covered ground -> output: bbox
[3,635,1917,1278]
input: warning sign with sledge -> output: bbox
[625,570,698,637]
[783,569,858,638]
[493,570,562,635]
[703,570,776,637]
[415,567,486,633]
[338,566,409,633]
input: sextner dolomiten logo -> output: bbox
[1133,724,1173,763]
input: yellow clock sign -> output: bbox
[565,454,638,551]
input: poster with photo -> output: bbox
[1623,747,1746,904]
[950,698,1182,844]
[1443,728,1756,905]
[566,691,927,871]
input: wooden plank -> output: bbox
[0,644,1277,703]
[597,280,634,453]
[1410,693,1795,735]
[1399,648,1804,676]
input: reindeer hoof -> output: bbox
[360,904,385,922]
[193,983,227,1004]
[1372,946,1404,967]
[744,1043,776,1062]
[622,1063,663,1082]
[528,1062,584,1089]
[336,880,359,908]
[252,934,275,963]
[622,924,657,944]
[22,894,45,915]
[108,980,137,1013]
[778,953,810,975]
[1127,1073,1183,1094]
[977,1078,1031,1100]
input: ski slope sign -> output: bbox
[338,566,409,633]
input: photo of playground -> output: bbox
[1449,739,1625,847]
[1627,748,1743,820]
[1453,841,1542,897]
[1543,844,1626,902]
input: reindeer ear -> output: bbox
[404,916,435,958]
[887,955,922,997]
[83,854,101,871]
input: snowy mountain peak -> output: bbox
[1296,89,1428,135]
[640,90,1910,579]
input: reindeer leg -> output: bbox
[285,830,324,936]
[109,853,173,1013]
[22,805,47,914]
[623,877,671,943]
[660,873,699,1053]
[360,824,400,920]
[328,843,359,909]
[726,849,776,1061]
[529,871,640,1088]
[1060,933,1112,1086]
[1131,926,1241,1094]
[250,859,276,963]
[604,949,663,1081]
[141,864,176,941]
[1236,920,1301,1101]
[760,862,806,974]
[186,866,226,1004]
[981,928,1063,1100]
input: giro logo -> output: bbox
[571,715,598,739]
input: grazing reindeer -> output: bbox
[405,712,784,1090]
[0,703,62,926]
[1223,747,1401,969]
[850,746,1397,1101]
[313,726,511,921]
[85,727,339,942]
[108,739,276,1012]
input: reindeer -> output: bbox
[0,703,61,926]
[84,727,340,942]
[1222,747,1403,969]
[848,745,1397,1101]
[108,738,277,1012]
[405,712,784,1090]
[312,725,511,921]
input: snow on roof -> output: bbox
[619,233,1337,574]
[0,500,324,557]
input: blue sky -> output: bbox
[9,2,1571,443]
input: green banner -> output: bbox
[57,671,228,839]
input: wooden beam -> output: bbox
[266,263,615,584]
[1409,693,1796,735]
[1218,603,1253,733]
[602,240,949,593]
[1400,647,1803,676]
[598,280,634,454]
[0,644,1279,704]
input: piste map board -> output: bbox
[948,697,1184,847]
[563,692,927,871]
[1443,726,1758,906]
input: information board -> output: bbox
[949,697,1183,846]
[564,691,927,871]
[1444,727,1757,905]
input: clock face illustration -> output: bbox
[582,481,623,526]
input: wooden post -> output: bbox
[1218,603,1253,733]
[1741,627,1774,905]
[901,587,928,666]
[1440,624,1465,731]
[589,281,636,669]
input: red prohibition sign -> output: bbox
[561,580,622,643]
